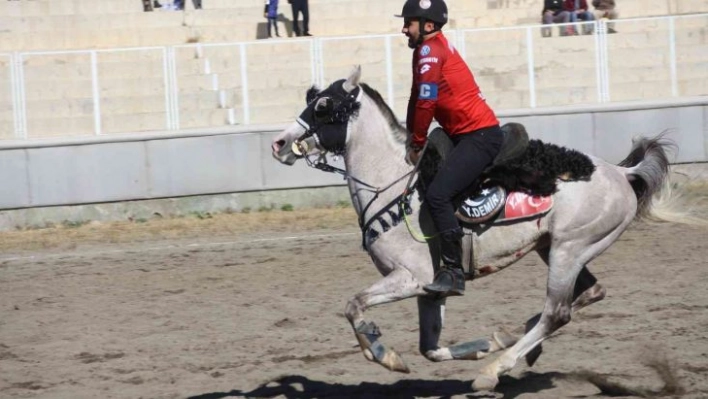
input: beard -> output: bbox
[406,34,418,49]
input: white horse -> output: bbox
[271,66,681,391]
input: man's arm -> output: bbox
[409,46,444,149]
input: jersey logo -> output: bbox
[419,83,438,100]
[420,64,431,74]
[420,45,431,56]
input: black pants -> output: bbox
[291,0,309,36]
[425,125,504,234]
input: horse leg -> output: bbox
[571,272,606,312]
[525,247,607,366]
[418,295,517,362]
[472,225,626,391]
[344,267,423,373]
[537,246,607,312]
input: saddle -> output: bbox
[421,123,594,225]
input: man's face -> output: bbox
[401,18,420,49]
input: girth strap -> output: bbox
[360,193,414,251]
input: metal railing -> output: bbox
[2,13,707,140]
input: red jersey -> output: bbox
[407,32,499,148]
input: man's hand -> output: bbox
[406,147,422,166]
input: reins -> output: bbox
[300,140,435,250]
[292,81,435,249]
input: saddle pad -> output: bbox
[456,186,553,225]
[455,186,506,224]
[499,192,553,222]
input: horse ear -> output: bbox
[343,65,361,93]
[306,85,319,104]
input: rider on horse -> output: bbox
[397,0,504,297]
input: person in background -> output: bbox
[397,0,504,297]
[264,0,281,38]
[592,0,618,33]
[290,0,311,37]
[541,0,572,37]
[563,0,595,34]
[173,0,201,10]
[142,0,162,11]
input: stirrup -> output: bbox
[423,268,465,297]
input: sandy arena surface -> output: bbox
[1,200,707,399]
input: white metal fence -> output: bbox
[2,13,707,140]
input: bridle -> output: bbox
[289,89,423,250]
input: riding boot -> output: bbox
[424,228,465,297]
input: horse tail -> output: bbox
[618,133,707,225]
[618,133,675,220]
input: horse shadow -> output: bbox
[188,371,564,399]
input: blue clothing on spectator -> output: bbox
[266,0,279,18]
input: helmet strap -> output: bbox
[417,18,440,47]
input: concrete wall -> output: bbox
[0,98,706,214]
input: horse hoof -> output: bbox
[493,331,518,349]
[472,374,499,391]
[382,350,410,373]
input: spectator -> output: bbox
[290,0,311,37]
[564,0,595,34]
[541,0,572,37]
[264,0,281,38]
[173,0,201,10]
[592,0,618,33]
[142,1,163,11]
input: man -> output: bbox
[396,0,504,297]
[290,0,311,37]
[564,0,595,34]
[541,0,572,37]
[592,0,618,33]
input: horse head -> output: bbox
[271,65,363,165]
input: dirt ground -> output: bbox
[1,196,708,399]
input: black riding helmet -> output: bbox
[395,0,448,27]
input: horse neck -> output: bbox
[343,94,412,217]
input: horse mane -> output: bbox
[360,83,408,144]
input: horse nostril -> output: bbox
[273,140,286,152]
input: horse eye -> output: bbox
[315,97,330,110]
